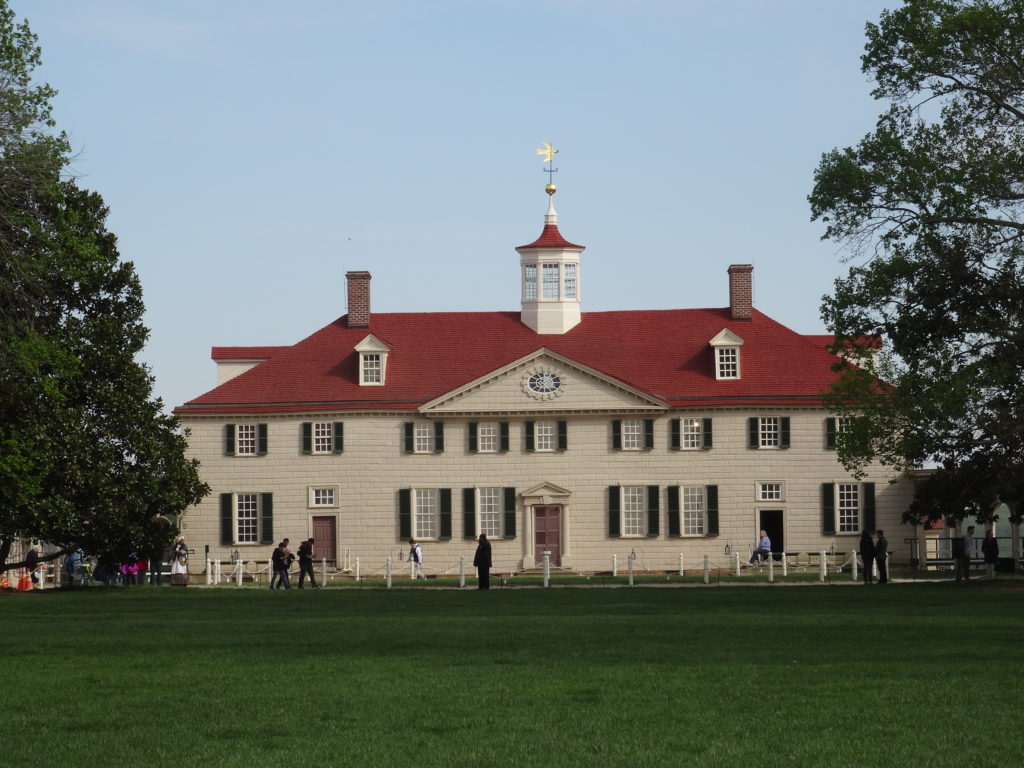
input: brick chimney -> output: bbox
[346,271,371,328]
[728,264,753,320]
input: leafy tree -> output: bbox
[0,1,208,572]
[809,0,1024,526]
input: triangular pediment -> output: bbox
[355,334,390,353]
[521,481,572,502]
[709,328,744,347]
[420,349,667,415]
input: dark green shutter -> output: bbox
[702,418,713,449]
[671,419,681,450]
[647,485,660,537]
[780,417,791,449]
[644,419,654,450]
[468,422,478,453]
[525,421,535,452]
[403,422,414,453]
[863,482,876,533]
[499,422,510,452]
[667,486,681,537]
[225,424,236,456]
[748,417,759,448]
[706,485,719,536]
[399,489,412,539]
[220,493,233,545]
[333,422,344,454]
[608,486,621,538]
[301,422,312,454]
[557,420,568,451]
[434,422,445,453]
[260,493,273,544]
[463,488,476,539]
[612,420,622,450]
[503,487,517,538]
[257,423,268,455]
[826,417,837,449]
[822,483,836,535]
[439,488,452,540]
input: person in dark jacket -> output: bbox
[473,534,493,590]
[981,529,999,579]
[270,541,291,590]
[297,538,319,589]
[874,530,888,583]
[859,530,875,584]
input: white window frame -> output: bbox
[680,418,703,450]
[716,347,740,379]
[523,264,537,300]
[477,422,499,454]
[312,422,334,454]
[235,424,257,456]
[541,263,560,299]
[414,423,435,454]
[681,485,706,536]
[535,421,556,452]
[477,487,502,539]
[836,483,861,534]
[308,485,340,508]
[361,352,383,385]
[563,263,578,299]
[621,419,643,451]
[758,482,785,502]
[413,488,438,540]
[622,486,646,537]
[759,417,780,449]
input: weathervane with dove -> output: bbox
[536,142,558,195]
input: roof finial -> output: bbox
[536,142,559,195]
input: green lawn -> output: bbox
[2,582,1021,767]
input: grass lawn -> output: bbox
[2,582,1022,767]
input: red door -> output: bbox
[534,506,562,566]
[312,516,337,564]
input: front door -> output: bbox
[534,506,562,566]
[312,516,337,564]
[759,509,784,559]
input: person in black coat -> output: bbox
[297,538,319,589]
[981,529,999,579]
[874,530,889,584]
[859,530,875,584]
[473,534,493,590]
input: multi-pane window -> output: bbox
[542,264,560,299]
[837,483,860,533]
[236,493,259,543]
[362,353,382,384]
[535,421,556,451]
[313,422,334,454]
[563,263,577,299]
[621,419,643,450]
[414,423,435,453]
[759,483,783,501]
[478,488,501,538]
[682,486,705,536]
[681,419,702,450]
[477,422,499,453]
[524,264,537,300]
[415,488,438,539]
[716,347,739,379]
[759,417,780,448]
[623,486,646,537]
[236,424,257,456]
[311,488,336,507]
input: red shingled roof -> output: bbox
[211,346,288,361]
[517,223,585,250]
[175,308,845,415]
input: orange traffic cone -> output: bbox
[17,570,30,590]
[0,572,9,589]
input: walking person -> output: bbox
[874,530,888,584]
[408,539,423,579]
[859,530,875,584]
[271,540,292,589]
[981,529,999,579]
[297,538,319,589]
[957,525,976,582]
[473,534,493,590]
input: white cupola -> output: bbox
[516,188,585,334]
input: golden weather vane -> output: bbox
[536,142,559,194]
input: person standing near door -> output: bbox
[874,530,888,583]
[473,534,493,590]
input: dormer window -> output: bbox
[355,334,390,386]
[709,329,744,381]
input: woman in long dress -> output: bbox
[170,537,189,585]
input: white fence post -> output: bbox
[543,551,551,588]
[386,556,392,589]
[852,550,858,581]
[768,555,774,583]
[819,551,827,582]
[459,556,465,588]
[782,553,788,577]
[628,553,634,586]
[206,559,212,585]
[355,557,361,583]
[612,553,618,577]
[321,557,327,586]
[679,553,684,577]
[734,552,741,576]
[703,554,710,584]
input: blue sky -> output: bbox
[22,0,894,412]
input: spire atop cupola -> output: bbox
[517,143,585,334]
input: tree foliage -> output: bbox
[810,0,1024,525]
[0,1,208,570]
